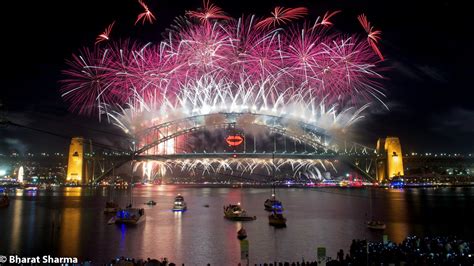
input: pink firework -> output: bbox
[95,21,115,45]
[135,0,156,25]
[186,0,230,24]
[357,14,384,61]
[61,48,117,115]
[62,6,385,116]
[312,10,341,29]
[255,7,308,29]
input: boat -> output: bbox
[366,188,385,230]
[366,220,386,230]
[268,211,287,227]
[224,203,256,221]
[24,186,38,192]
[109,207,146,225]
[104,201,119,214]
[237,227,247,240]
[389,178,405,188]
[0,195,9,208]
[109,175,145,225]
[264,194,284,212]
[145,200,157,206]
[104,181,119,213]
[264,153,284,212]
[172,194,187,211]
[203,204,210,208]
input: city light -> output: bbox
[2,1,474,264]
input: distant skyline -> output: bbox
[1,0,473,154]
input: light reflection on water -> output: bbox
[0,186,473,264]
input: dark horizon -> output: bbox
[1,0,473,154]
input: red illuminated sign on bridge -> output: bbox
[226,135,244,147]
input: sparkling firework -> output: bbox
[186,0,230,24]
[358,14,384,61]
[135,0,156,25]
[95,21,115,45]
[312,10,341,29]
[62,5,386,176]
[134,158,336,179]
[255,7,308,29]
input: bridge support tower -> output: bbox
[376,137,404,182]
[66,137,84,184]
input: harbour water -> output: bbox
[1,186,474,264]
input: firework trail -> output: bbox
[358,14,384,61]
[255,7,308,29]
[61,4,386,174]
[135,0,156,25]
[186,0,230,24]
[95,21,115,45]
[62,9,384,121]
[312,10,341,29]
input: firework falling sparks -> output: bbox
[358,14,384,61]
[312,10,341,29]
[255,7,308,29]
[134,158,337,179]
[135,0,156,25]
[95,21,115,45]
[186,0,230,24]
[62,4,386,167]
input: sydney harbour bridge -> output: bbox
[60,4,400,185]
[72,111,380,185]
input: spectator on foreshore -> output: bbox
[337,249,344,262]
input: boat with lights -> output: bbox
[268,210,287,227]
[109,207,146,225]
[224,203,256,221]
[172,194,187,211]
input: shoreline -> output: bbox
[3,183,474,190]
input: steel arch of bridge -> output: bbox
[135,112,373,156]
[93,112,375,183]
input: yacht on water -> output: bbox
[224,203,256,221]
[145,200,157,206]
[366,220,386,230]
[237,227,247,240]
[268,210,287,227]
[267,192,287,227]
[366,188,386,230]
[108,178,145,225]
[109,207,146,225]
[172,194,187,211]
[265,154,284,213]
[104,201,119,214]
[264,193,284,212]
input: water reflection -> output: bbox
[1,186,474,264]
[63,187,83,197]
[58,208,81,256]
[119,224,126,252]
[10,198,23,252]
[385,188,409,243]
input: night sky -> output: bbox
[1,0,473,154]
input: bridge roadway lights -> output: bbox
[91,112,378,182]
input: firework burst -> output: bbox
[255,7,308,29]
[135,0,156,25]
[95,21,115,45]
[62,4,386,166]
[358,14,384,61]
[186,0,230,24]
[312,10,341,29]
